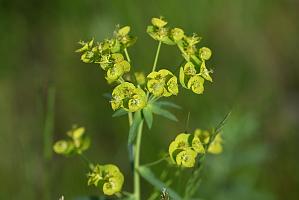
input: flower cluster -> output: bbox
[111,82,147,112]
[147,17,214,95]
[74,17,215,114]
[87,164,124,196]
[147,69,178,97]
[53,126,90,156]
[168,129,223,168]
[76,26,136,83]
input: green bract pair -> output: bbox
[53,127,90,156]
[111,82,147,112]
[168,129,223,168]
[87,164,124,196]
[147,69,178,97]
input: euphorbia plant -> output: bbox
[54,17,228,200]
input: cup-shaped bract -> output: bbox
[111,82,147,112]
[53,127,90,156]
[147,69,178,97]
[208,134,223,154]
[87,164,124,196]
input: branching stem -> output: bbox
[152,41,162,72]
[134,120,144,200]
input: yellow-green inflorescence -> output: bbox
[111,82,147,112]
[147,17,214,95]
[168,129,223,168]
[147,69,178,97]
[87,164,124,196]
[75,25,136,84]
[76,17,215,113]
[53,127,125,196]
[53,126,90,156]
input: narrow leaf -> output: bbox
[138,166,182,200]
[128,111,142,145]
[155,101,182,110]
[112,109,128,117]
[151,105,178,122]
[143,106,153,129]
[214,111,232,134]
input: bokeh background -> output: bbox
[1,0,299,199]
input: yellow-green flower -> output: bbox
[53,126,90,156]
[115,25,137,48]
[168,133,198,167]
[117,26,131,36]
[151,17,168,28]
[171,28,185,42]
[87,164,124,196]
[96,52,130,83]
[53,140,74,155]
[208,134,223,154]
[187,75,205,94]
[194,129,210,144]
[76,39,99,63]
[134,72,146,85]
[199,47,212,60]
[147,69,178,97]
[169,133,191,161]
[179,62,205,94]
[111,82,147,112]
[176,149,197,168]
[76,39,94,53]
[147,17,175,45]
[191,135,205,154]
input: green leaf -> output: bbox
[112,109,128,117]
[151,104,178,122]
[128,111,142,145]
[138,166,182,200]
[143,105,153,129]
[155,101,182,110]
[214,111,232,134]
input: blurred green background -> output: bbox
[1,0,299,199]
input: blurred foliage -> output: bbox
[0,0,299,199]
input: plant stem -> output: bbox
[124,48,131,63]
[142,155,169,168]
[128,112,133,125]
[134,120,144,200]
[152,41,162,72]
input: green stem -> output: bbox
[134,120,144,200]
[79,153,92,168]
[142,155,168,168]
[128,112,133,126]
[124,48,131,63]
[152,41,162,72]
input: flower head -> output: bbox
[53,126,90,156]
[147,17,175,45]
[111,82,147,112]
[147,69,178,97]
[168,133,198,168]
[87,164,124,196]
[115,25,137,48]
